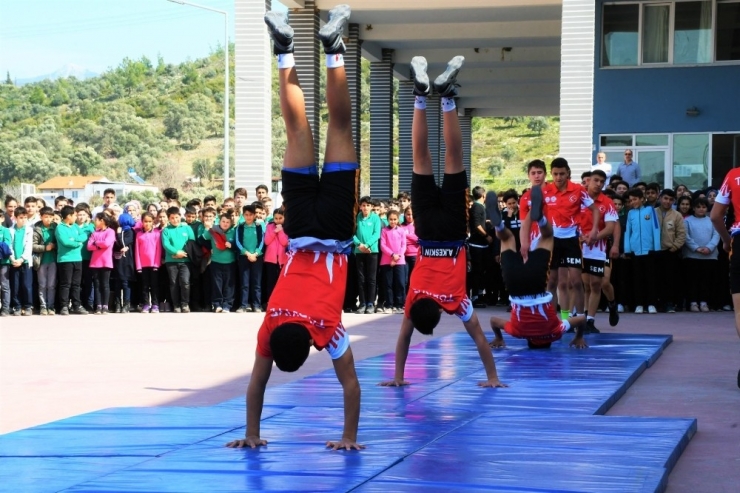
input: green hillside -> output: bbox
[0,49,558,201]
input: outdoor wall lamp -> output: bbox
[686,107,700,117]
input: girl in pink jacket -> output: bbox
[134,212,163,313]
[400,206,418,285]
[380,210,407,313]
[262,209,288,306]
[87,213,116,314]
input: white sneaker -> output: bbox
[700,302,710,312]
[690,302,699,312]
[617,304,624,313]
[635,305,644,314]
[648,305,657,314]
[722,305,733,311]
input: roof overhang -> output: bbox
[283,0,562,116]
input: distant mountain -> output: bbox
[17,64,98,85]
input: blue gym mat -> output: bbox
[0,332,695,493]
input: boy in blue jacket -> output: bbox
[624,188,661,314]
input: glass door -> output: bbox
[635,150,669,188]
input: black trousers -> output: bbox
[91,268,111,308]
[655,249,682,306]
[468,245,488,295]
[58,261,83,310]
[356,253,378,306]
[685,258,718,306]
[264,261,282,307]
[166,263,191,307]
[382,264,407,308]
[631,254,657,307]
[140,267,159,306]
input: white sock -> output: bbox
[414,96,427,110]
[277,53,295,69]
[326,54,344,68]
[562,320,571,332]
[587,315,594,321]
[441,97,456,112]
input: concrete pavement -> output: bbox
[1,307,739,492]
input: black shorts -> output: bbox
[500,248,551,298]
[412,171,468,241]
[731,236,740,294]
[551,236,582,269]
[281,166,358,241]
[582,258,605,277]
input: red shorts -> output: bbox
[503,298,566,346]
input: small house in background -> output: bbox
[36,176,159,204]
[37,175,106,203]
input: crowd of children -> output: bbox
[0,174,730,319]
[0,185,287,316]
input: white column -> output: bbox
[235,0,272,198]
[559,0,596,179]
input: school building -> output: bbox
[235,0,740,195]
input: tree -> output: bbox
[192,158,215,182]
[28,86,47,105]
[69,147,103,176]
[503,116,523,127]
[119,58,147,95]
[527,116,550,135]
[5,71,12,85]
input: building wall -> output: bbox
[593,0,740,145]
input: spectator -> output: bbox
[54,196,69,211]
[401,206,417,288]
[593,151,612,184]
[32,207,57,315]
[617,149,641,187]
[684,197,720,312]
[263,208,288,306]
[235,204,264,312]
[135,212,162,314]
[202,212,237,313]
[645,182,661,208]
[677,196,693,218]
[0,221,12,316]
[379,210,407,313]
[624,188,661,314]
[92,189,116,216]
[9,207,33,316]
[55,205,89,315]
[3,196,18,228]
[255,184,269,201]
[88,212,116,315]
[162,206,195,313]
[354,196,381,314]
[468,186,491,308]
[655,189,686,313]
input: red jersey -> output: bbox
[504,293,566,346]
[405,244,473,322]
[717,168,740,235]
[519,187,549,248]
[257,250,349,359]
[543,181,594,238]
[579,193,618,260]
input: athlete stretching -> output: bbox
[380,56,506,388]
[226,5,364,450]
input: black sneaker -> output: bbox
[485,191,502,228]
[264,11,294,55]
[410,56,430,97]
[73,306,89,315]
[608,302,620,327]
[318,4,351,55]
[529,184,544,222]
[586,319,600,334]
[737,368,740,389]
[60,307,70,316]
[433,56,464,98]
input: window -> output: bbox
[601,135,634,146]
[716,1,740,61]
[602,1,716,66]
[673,134,710,189]
[599,132,712,190]
[603,4,640,66]
[674,1,712,63]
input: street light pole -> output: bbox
[166,0,230,200]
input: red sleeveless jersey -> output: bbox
[257,250,348,358]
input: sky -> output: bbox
[0,0,287,80]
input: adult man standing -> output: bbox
[592,152,612,185]
[544,158,600,323]
[617,149,641,187]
